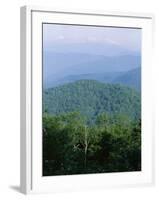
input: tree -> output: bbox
[43,112,141,175]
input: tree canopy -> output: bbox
[43,112,141,176]
[43,80,141,124]
[43,80,141,176]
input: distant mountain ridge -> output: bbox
[113,67,141,91]
[44,42,136,56]
[44,67,141,91]
[43,52,141,88]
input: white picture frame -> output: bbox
[20,5,154,194]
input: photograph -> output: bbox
[42,23,141,176]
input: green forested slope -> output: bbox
[43,80,141,122]
[43,80,141,175]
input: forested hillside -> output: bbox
[43,80,141,123]
[42,24,141,176]
[43,80,141,176]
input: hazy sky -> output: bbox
[43,24,141,53]
[43,23,141,87]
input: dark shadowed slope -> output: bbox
[113,67,141,91]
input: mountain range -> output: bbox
[43,31,142,91]
[44,67,141,91]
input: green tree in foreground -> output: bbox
[43,112,141,176]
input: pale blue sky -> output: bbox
[43,24,141,53]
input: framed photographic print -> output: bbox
[20,6,154,194]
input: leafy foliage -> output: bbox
[43,112,141,176]
[43,80,141,176]
[43,80,141,123]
